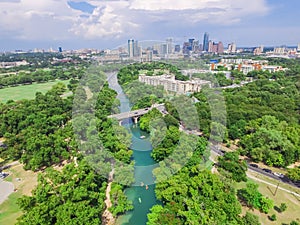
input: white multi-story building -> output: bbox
[221,59,268,65]
[0,60,29,68]
[274,47,286,54]
[234,64,287,75]
[227,43,237,53]
[139,74,211,94]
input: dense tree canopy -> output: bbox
[218,152,247,182]
[0,83,75,170]
[239,115,300,167]
[148,167,244,225]
[17,161,107,225]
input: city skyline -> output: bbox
[0,0,300,51]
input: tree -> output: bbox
[243,212,261,225]
[109,183,133,216]
[260,197,273,214]
[147,205,182,225]
[151,126,180,162]
[218,152,247,182]
[279,202,287,212]
[238,182,262,209]
[269,214,277,221]
[139,108,163,132]
[287,167,300,181]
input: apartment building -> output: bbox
[139,74,211,94]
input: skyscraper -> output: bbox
[203,32,209,52]
[174,44,181,52]
[133,40,139,57]
[188,38,195,51]
[217,42,224,54]
[208,40,213,53]
[166,38,173,54]
[128,39,134,58]
[161,44,168,55]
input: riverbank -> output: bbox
[102,169,115,225]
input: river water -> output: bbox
[107,72,159,225]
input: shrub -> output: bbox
[269,214,276,221]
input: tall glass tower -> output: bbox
[128,39,134,58]
[203,32,209,52]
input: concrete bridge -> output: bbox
[108,104,166,125]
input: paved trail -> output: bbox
[247,173,300,198]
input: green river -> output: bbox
[108,72,160,225]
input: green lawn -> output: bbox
[236,171,300,225]
[0,192,23,225]
[0,80,70,103]
[0,163,38,225]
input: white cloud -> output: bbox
[129,0,226,11]
[0,0,79,40]
[70,1,139,39]
[128,0,269,25]
[0,0,271,41]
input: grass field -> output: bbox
[0,80,70,103]
[0,162,38,225]
[236,171,300,225]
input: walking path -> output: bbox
[247,173,300,198]
[102,169,115,225]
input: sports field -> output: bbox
[0,80,70,103]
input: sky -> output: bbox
[0,0,299,51]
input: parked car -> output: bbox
[0,172,8,179]
[0,142,7,148]
[249,163,259,168]
[273,172,284,178]
[262,168,272,173]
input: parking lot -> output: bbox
[0,179,14,204]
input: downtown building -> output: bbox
[203,32,209,51]
[208,41,224,54]
[227,43,237,53]
[128,39,140,58]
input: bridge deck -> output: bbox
[108,104,166,121]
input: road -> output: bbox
[210,145,300,189]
